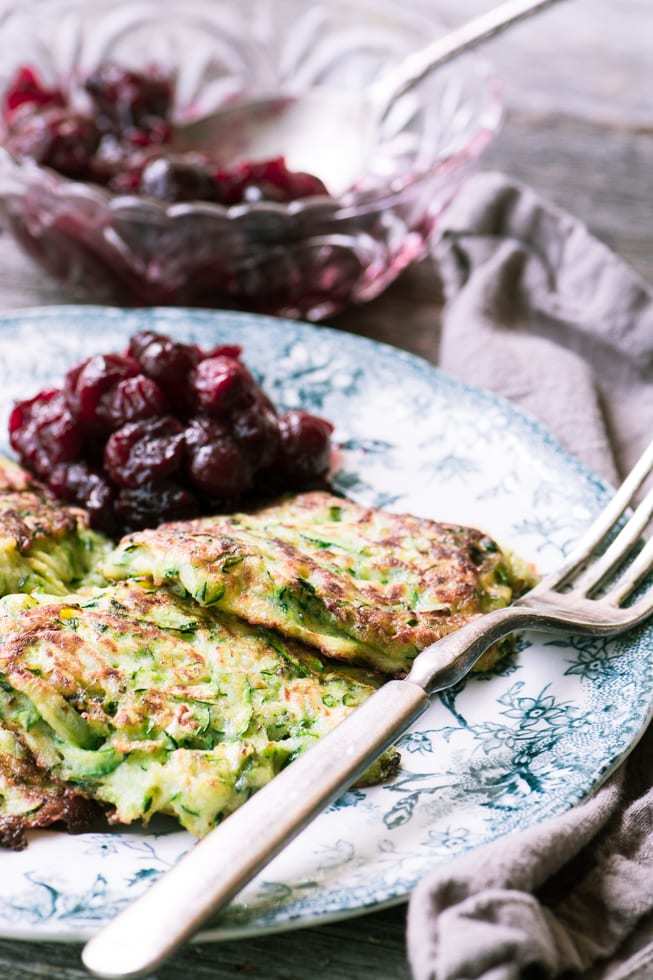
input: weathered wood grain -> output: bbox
[0,906,410,980]
[0,1,650,977]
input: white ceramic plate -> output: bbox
[0,306,650,943]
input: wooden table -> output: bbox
[1,1,650,976]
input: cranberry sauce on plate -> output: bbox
[9,330,333,535]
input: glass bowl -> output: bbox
[0,0,501,320]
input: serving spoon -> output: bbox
[174,0,570,196]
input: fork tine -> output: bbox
[605,535,653,606]
[572,485,653,596]
[533,438,653,593]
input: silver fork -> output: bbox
[83,439,653,980]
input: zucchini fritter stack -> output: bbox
[0,456,111,846]
[0,458,533,847]
[0,584,395,838]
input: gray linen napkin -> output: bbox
[435,171,653,483]
[407,172,653,980]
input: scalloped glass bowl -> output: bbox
[0,0,501,320]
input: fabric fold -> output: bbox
[408,172,653,980]
[435,172,653,482]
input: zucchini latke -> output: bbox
[0,583,397,838]
[0,462,534,847]
[0,455,109,598]
[103,491,535,675]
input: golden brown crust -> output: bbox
[105,491,531,675]
[0,728,99,850]
[0,456,87,554]
[0,790,99,851]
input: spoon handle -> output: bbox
[372,0,569,116]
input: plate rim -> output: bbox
[1,715,647,946]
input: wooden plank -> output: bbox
[0,906,410,979]
[417,0,653,126]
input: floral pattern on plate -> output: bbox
[0,306,650,942]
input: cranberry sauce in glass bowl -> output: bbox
[2,64,329,205]
[0,0,501,320]
[9,329,334,535]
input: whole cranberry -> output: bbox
[127,330,160,361]
[104,416,185,488]
[276,410,334,482]
[232,396,280,470]
[184,415,224,450]
[190,356,257,417]
[186,439,252,501]
[139,157,217,203]
[108,162,146,194]
[285,169,329,199]
[128,331,200,409]
[184,416,252,498]
[241,158,289,203]
[90,133,138,187]
[49,461,117,535]
[212,166,247,207]
[123,117,171,148]
[64,354,139,429]
[3,66,64,122]
[6,107,100,180]
[217,157,328,205]
[84,63,172,136]
[115,481,199,533]
[96,374,167,431]
[204,344,242,360]
[9,389,84,476]
[240,173,289,205]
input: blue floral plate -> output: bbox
[0,306,651,943]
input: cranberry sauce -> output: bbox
[3,64,328,205]
[9,330,334,534]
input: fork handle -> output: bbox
[82,679,429,980]
[407,605,532,690]
[81,604,570,978]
